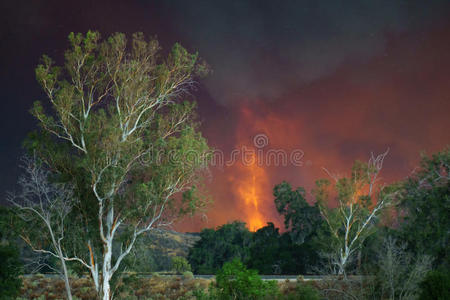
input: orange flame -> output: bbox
[234,152,267,231]
[227,105,275,231]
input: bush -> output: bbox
[183,271,194,280]
[0,244,22,299]
[215,258,279,300]
[193,287,218,300]
[171,256,191,274]
[117,272,141,295]
[419,271,450,300]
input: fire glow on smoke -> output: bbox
[232,152,268,231]
[227,106,279,232]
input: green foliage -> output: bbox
[29,30,211,295]
[188,221,252,274]
[189,221,320,275]
[0,206,24,242]
[120,229,197,273]
[192,288,213,300]
[247,223,319,275]
[312,154,393,275]
[247,223,281,274]
[397,148,450,269]
[0,244,22,299]
[214,259,279,300]
[182,271,194,280]
[419,271,450,300]
[172,256,191,273]
[274,181,322,244]
[31,29,211,226]
[115,272,141,296]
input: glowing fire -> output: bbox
[234,152,267,231]
[228,104,292,231]
[230,105,270,231]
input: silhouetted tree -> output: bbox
[188,221,252,274]
[397,148,450,270]
[274,181,322,245]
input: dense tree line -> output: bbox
[396,149,450,271]
[189,148,450,285]
[2,147,449,298]
[188,220,319,275]
[188,181,326,275]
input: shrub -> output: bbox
[115,272,141,297]
[183,271,194,280]
[0,244,22,299]
[215,258,279,300]
[193,287,218,300]
[419,271,450,300]
[171,256,192,274]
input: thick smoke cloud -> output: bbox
[177,16,450,231]
[159,0,448,106]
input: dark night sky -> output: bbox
[1,1,450,231]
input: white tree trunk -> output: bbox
[91,266,100,294]
[86,240,100,293]
[102,238,113,300]
[58,251,72,300]
[47,220,73,300]
[101,206,115,300]
[338,251,349,275]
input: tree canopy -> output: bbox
[188,221,252,274]
[397,148,450,270]
[27,30,210,299]
[274,181,322,244]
